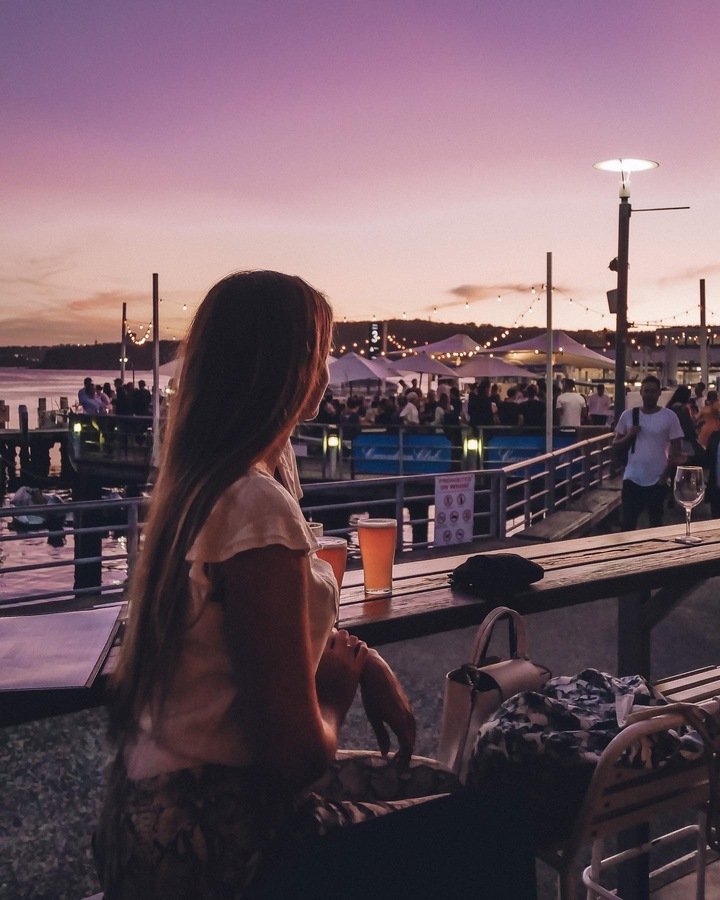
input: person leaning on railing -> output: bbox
[94,270,536,900]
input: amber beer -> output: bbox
[315,536,348,589]
[357,518,397,595]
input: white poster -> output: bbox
[434,472,475,546]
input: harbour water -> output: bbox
[0,367,171,430]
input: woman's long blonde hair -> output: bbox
[111,271,333,737]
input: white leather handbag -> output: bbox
[437,606,551,782]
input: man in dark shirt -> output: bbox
[518,384,545,427]
[497,386,521,426]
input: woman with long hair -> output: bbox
[94,271,535,899]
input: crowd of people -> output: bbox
[77,376,153,416]
[313,376,609,433]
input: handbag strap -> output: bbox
[626,700,720,851]
[470,606,529,665]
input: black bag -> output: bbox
[612,405,639,467]
[450,554,544,598]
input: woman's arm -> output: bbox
[218,545,367,790]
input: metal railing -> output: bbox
[0,432,615,612]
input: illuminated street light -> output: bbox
[593,157,659,419]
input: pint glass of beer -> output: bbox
[357,518,397,595]
[315,536,348,590]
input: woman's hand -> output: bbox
[360,649,416,771]
[315,629,368,727]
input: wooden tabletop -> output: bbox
[339,520,720,644]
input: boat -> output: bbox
[9,486,67,530]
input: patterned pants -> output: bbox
[94,750,459,900]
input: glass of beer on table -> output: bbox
[357,517,397,596]
[314,536,348,590]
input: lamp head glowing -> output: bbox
[593,157,659,198]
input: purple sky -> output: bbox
[2,0,720,345]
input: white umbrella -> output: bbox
[327,352,399,384]
[455,356,536,380]
[394,352,457,378]
[158,358,180,377]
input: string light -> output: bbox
[126,322,152,345]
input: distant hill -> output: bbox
[0,321,625,368]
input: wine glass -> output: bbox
[673,466,705,544]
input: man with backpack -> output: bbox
[613,375,684,530]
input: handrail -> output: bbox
[0,431,615,612]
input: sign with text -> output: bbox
[353,433,452,475]
[434,472,475,546]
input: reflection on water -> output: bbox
[0,513,130,603]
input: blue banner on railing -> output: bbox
[353,433,452,475]
[484,432,578,475]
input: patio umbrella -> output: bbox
[394,352,457,378]
[455,356,536,380]
[327,352,399,385]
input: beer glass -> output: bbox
[315,536,348,589]
[357,518,397,595]
[307,521,324,538]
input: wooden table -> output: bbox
[4,519,720,728]
[340,519,720,679]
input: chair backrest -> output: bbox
[559,699,720,865]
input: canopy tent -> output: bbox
[412,333,481,356]
[454,356,537,380]
[486,331,614,370]
[327,352,399,385]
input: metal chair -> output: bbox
[537,695,719,900]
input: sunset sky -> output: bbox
[2,0,720,346]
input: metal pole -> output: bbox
[152,274,160,420]
[545,252,553,453]
[120,302,127,382]
[152,273,160,467]
[614,198,631,420]
[700,278,709,387]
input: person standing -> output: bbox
[701,427,720,517]
[517,384,545,428]
[587,384,612,426]
[613,375,684,531]
[555,378,587,427]
[77,377,105,414]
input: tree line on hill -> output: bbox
[0,321,627,369]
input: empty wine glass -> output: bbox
[673,466,705,544]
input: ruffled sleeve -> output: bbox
[186,469,315,589]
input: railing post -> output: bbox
[127,501,140,581]
[398,426,404,477]
[395,477,404,552]
[524,464,532,528]
[583,443,592,493]
[547,455,556,512]
[496,470,508,539]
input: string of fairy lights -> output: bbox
[124,286,716,358]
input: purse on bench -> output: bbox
[437,606,551,782]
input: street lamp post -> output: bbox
[594,158,659,420]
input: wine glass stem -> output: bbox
[685,508,692,539]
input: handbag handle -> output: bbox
[470,606,530,665]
